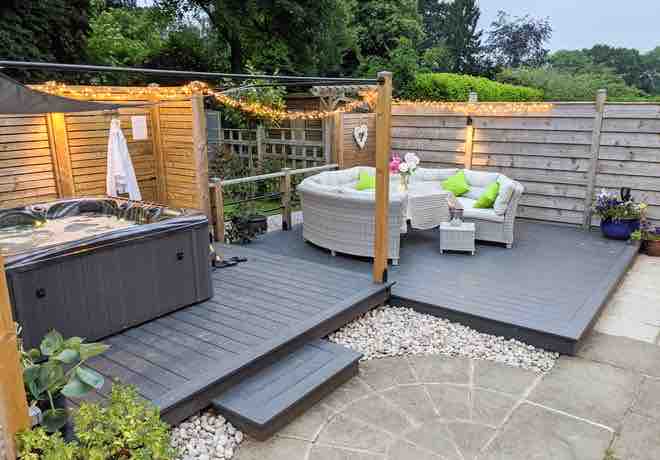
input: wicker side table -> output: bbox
[439,222,476,255]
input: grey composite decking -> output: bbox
[241,220,638,354]
[212,339,361,440]
[68,246,391,424]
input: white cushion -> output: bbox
[412,168,458,183]
[464,169,500,187]
[457,197,505,223]
[494,175,516,215]
[464,186,485,200]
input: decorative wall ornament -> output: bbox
[353,124,368,149]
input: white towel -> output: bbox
[106,118,141,201]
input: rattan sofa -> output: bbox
[297,166,524,264]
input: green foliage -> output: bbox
[439,0,482,74]
[485,10,552,68]
[405,73,543,102]
[0,0,92,82]
[497,67,643,101]
[16,428,79,460]
[74,385,176,460]
[359,37,422,96]
[20,329,109,432]
[421,46,453,73]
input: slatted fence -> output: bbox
[0,85,207,212]
[338,98,660,226]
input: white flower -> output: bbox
[405,152,420,166]
[398,162,409,173]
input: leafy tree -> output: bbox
[441,0,482,74]
[485,10,552,68]
[0,0,92,81]
[359,37,422,95]
[418,0,449,49]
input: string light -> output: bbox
[31,81,554,117]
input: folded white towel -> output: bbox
[106,118,142,201]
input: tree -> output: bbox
[485,11,552,68]
[418,0,449,49]
[441,0,482,74]
[0,0,92,81]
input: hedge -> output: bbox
[404,73,544,102]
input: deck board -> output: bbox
[68,245,390,424]
[240,220,637,354]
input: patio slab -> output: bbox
[237,335,660,460]
[244,220,637,354]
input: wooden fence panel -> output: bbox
[339,113,376,168]
[0,115,58,208]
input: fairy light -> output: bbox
[31,80,553,117]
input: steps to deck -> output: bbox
[212,339,361,440]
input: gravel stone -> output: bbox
[171,410,244,460]
[328,305,558,373]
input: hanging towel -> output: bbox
[106,118,142,201]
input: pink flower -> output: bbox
[389,155,401,173]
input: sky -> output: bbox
[478,0,660,52]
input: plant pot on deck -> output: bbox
[247,214,267,235]
[600,218,639,240]
[645,240,660,257]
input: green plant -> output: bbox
[16,427,79,460]
[593,190,645,222]
[20,329,109,432]
[404,72,543,101]
[74,385,176,460]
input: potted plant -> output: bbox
[593,189,645,240]
[631,217,660,256]
[19,329,109,433]
[226,202,266,244]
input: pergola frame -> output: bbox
[0,60,392,456]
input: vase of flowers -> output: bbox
[593,189,645,240]
[390,153,420,192]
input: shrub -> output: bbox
[74,385,176,460]
[403,72,544,101]
[16,428,78,460]
[497,67,644,101]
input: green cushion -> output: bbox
[442,170,470,196]
[355,171,375,190]
[474,181,500,208]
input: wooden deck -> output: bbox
[242,220,638,354]
[67,245,391,424]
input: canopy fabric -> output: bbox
[0,73,142,114]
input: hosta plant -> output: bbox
[20,329,109,432]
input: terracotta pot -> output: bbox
[646,240,660,257]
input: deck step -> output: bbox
[212,339,361,440]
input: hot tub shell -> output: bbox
[2,198,213,349]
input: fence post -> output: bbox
[148,84,167,203]
[583,89,608,229]
[464,117,474,170]
[256,124,265,170]
[373,71,393,283]
[333,112,344,168]
[281,168,293,231]
[211,181,225,242]
[0,255,30,460]
[191,87,211,221]
[46,112,75,198]
[323,116,333,165]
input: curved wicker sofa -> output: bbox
[297,166,524,264]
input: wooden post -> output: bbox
[148,84,168,204]
[256,124,265,171]
[333,112,344,168]
[373,71,393,283]
[583,89,608,229]
[191,89,212,220]
[464,117,474,170]
[211,181,225,242]
[0,255,29,459]
[281,168,292,231]
[46,113,75,197]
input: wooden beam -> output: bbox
[333,112,344,168]
[583,89,608,229]
[191,90,211,220]
[46,113,75,197]
[211,182,225,242]
[149,85,168,204]
[373,71,393,283]
[464,118,474,169]
[281,168,292,231]
[0,255,29,459]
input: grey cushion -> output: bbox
[458,197,505,223]
[494,175,516,215]
[464,169,500,188]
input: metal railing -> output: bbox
[209,163,338,241]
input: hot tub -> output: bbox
[1,198,212,349]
